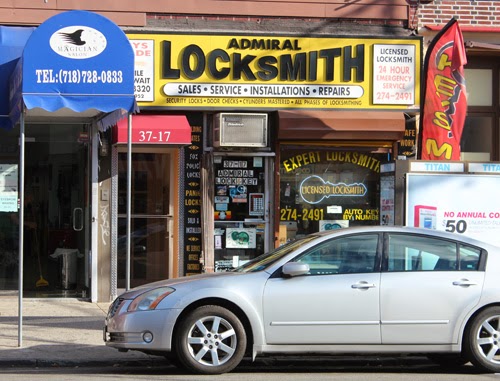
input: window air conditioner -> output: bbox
[213,113,268,147]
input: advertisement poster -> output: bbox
[380,174,395,226]
[406,174,500,247]
[0,164,18,212]
[226,228,256,249]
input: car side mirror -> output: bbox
[282,262,310,277]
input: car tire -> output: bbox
[174,305,247,375]
[464,307,500,373]
[427,353,468,368]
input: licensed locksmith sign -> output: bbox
[127,33,422,110]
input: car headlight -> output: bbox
[128,287,175,312]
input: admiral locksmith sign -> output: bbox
[127,33,421,110]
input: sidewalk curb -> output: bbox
[0,355,435,369]
[0,358,166,368]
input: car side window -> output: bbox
[295,234,378,275]
[459,244,480,271]
[386,234,458,272]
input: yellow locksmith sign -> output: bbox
[127,33,422,110]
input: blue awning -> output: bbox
[9,10,138,130]
[0,26,35,129]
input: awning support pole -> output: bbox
[126,113,132,290]
[18,112,25,347]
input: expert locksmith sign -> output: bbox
[127,33,422,110]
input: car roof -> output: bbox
[311,226,498,251]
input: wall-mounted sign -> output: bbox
[130,40,154,101]
[410,161,464,173]
[182,117,203,275]
[372,44,416,105]
[127,33,421,110]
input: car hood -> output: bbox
[116,271,247,300]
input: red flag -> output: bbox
[418,18,467,160]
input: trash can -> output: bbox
[50,248,80,290]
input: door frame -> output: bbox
[111,146,177,299]
[91,123,98,302]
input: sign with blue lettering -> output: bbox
[9,10,136,126]
[410,161,464,173]
[468,163,500,174]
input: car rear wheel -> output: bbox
[174,305,247,374]
[464,307,500,373]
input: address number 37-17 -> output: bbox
[138,131,171,142]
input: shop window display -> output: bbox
[279,148,387,242]
[213,156,266,271]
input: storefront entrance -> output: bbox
[117,150,173,289]
[15,123,90,297]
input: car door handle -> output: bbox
[351,281,376,289]
[452,279,477,287]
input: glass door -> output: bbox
[23,123,90,297]
[213,155,272,271]
[117,151,172,288]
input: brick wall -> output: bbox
[417,0,500,27]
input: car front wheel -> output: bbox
[174,305,247,374]
[464,307,500,373]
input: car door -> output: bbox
[380,233,485,344]
[263,233,382,345]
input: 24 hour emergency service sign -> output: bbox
[127,33,421,110]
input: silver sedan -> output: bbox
[104,226,500,374]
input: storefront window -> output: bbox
[460,116,493,161]
[213,156,267,271]
[464,69,492,107]
[279,147,386,242]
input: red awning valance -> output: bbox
[113,115,192,145]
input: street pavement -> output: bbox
[0,295,451,373]
[0,295,164,368]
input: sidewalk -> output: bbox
[0,296,437,371]
[0,296,165,368]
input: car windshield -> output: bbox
[233,235,318,273]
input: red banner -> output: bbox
[419,18,467,160]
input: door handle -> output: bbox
[351,281,376,289]
[452,279,477,287]
[73,207,83,231]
